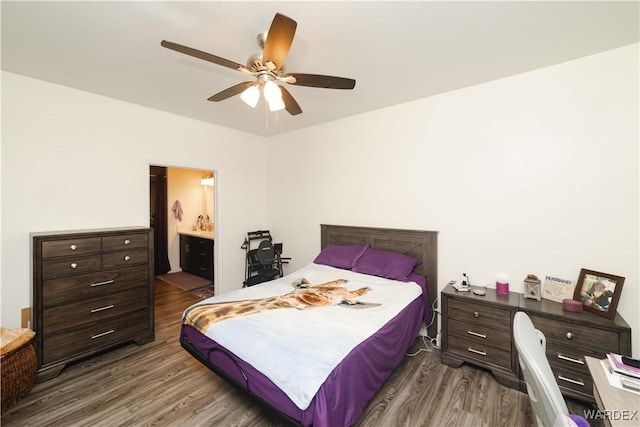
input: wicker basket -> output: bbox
[1,329,37,414]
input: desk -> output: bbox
[585,356,640,427]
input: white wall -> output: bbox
[2,45,638,356]
[1,72,269,328]
[267,45,640,355]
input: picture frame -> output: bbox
[573,268,625,319]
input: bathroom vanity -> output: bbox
[179,231,214,281]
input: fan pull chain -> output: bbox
[263,100,280,128]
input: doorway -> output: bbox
[149,165,216,295]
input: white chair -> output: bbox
[513,312,586,427]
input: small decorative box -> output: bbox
[562,299,583,312]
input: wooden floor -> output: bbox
[2,279,599,427]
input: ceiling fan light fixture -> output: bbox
[162,13,355,119]
[240,84,260,108]
[268,96,285,112]
[263,80,282,103]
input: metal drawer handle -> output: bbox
[557,354,584,365]
[467,330,487,339]
[566,332,574,340]
[91,304,115,313]
[467,347,487,356]
[124,255,131,262]
[90,280,115,287]
[70,263,78,269]
[557,375,584,387]
[91,329,115,339]
[70,244,77,251]
[124,239,131,245]
[474,311,479,318]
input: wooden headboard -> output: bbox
[320,224,438,335]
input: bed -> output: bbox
[180,224,438,426]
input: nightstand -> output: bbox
[519,296,632,403]
[441,284,521,389]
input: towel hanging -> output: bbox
[172,200,184,222]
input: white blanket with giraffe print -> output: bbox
[182,263,422,410]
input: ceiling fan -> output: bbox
[161,13,356,116]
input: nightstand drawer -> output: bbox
[448,298,511,332]
[529,314,619,355]
[448,334,512,369]
[447,319,511,352]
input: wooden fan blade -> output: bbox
[285,73,356,90]
[279,86,302,115]
[161,40,247,72]
[262,13,297,71]
[208,82,254,102]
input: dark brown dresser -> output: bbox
[519,296,631,403]
[32,227,154,381]
[441,284,632,404]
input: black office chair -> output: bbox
[241,230,289,287]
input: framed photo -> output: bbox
[573,268,625,319]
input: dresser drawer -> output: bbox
[545,344,593,399]
[42,237,101,259]
[551,363,593,398]
[547,344,589,372]
[529,314,619,355]
[42,310,150,364]
[447,334,512,369]
[42,287,150,335]
[42,255,101,279]
[448,319,511,352]
[42,265,149,307]
[448,298,511,332]
[102,249,148,269]
[102,233,148,251]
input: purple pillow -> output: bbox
[313,244,370,270]
[354,249,421,281]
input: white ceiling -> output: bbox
[2,1,638,137]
